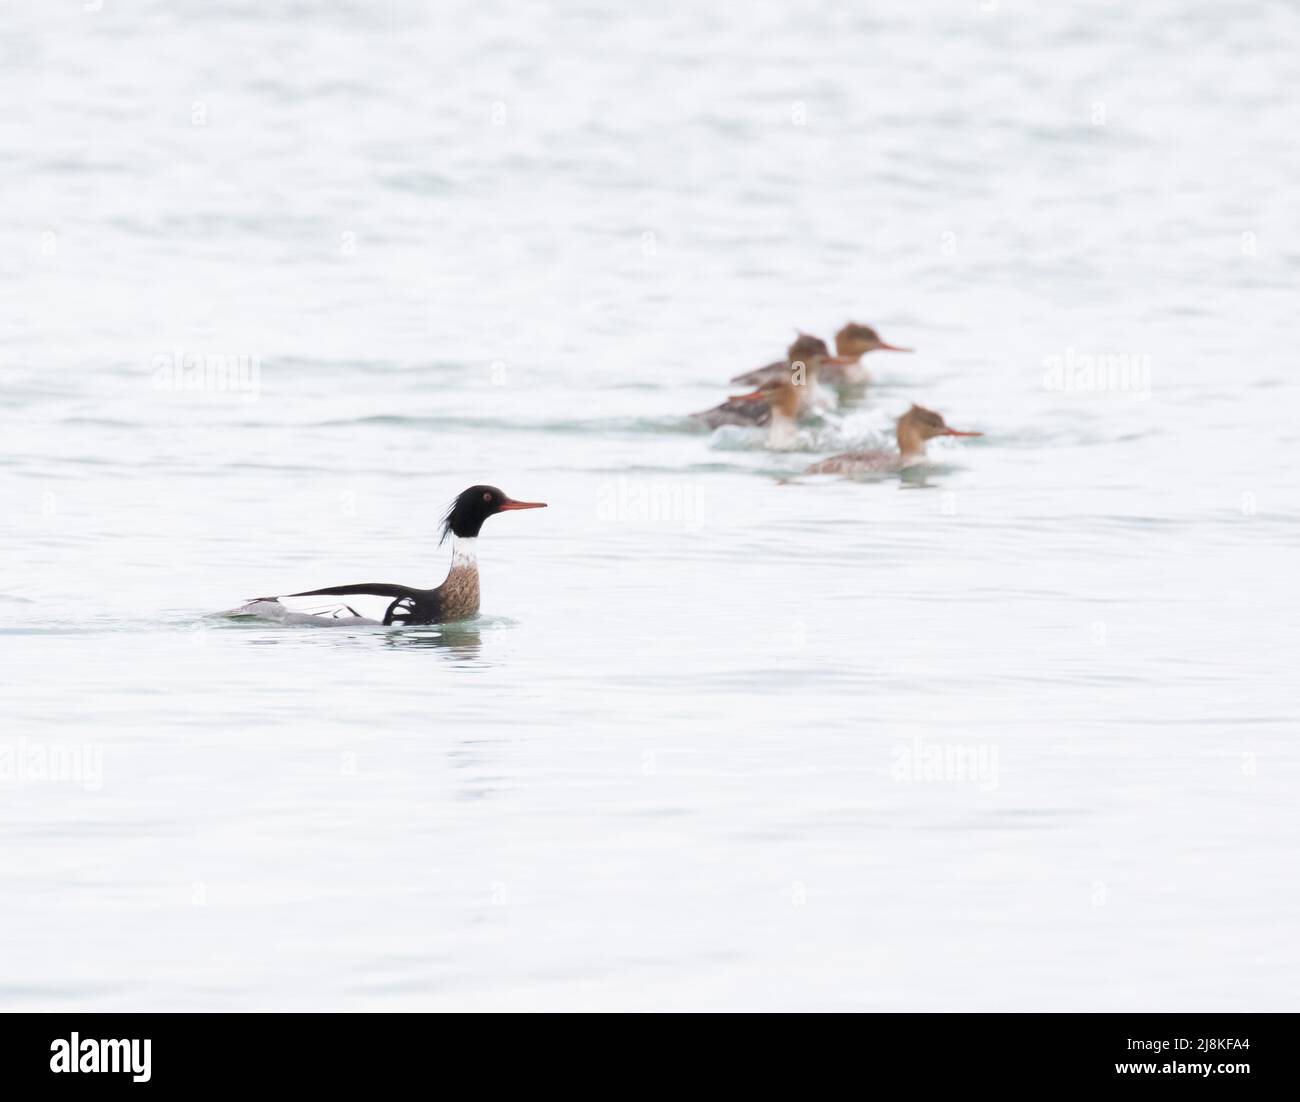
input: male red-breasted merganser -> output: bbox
[216,485,546,626]
[804,404,981,474]
[819,322,912,386]
[694,334,830,428]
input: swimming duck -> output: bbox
[725,375,805,449]
[818,322,913,386]
[804,404,980,474]
[695,334,830,428]
[215,485,546,626]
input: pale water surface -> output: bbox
[1,0,1298,1010]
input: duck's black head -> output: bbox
[440,485,547,543]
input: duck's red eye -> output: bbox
[483,492,491,502]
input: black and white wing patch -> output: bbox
[211,583,430,627]
[384,595,421,626]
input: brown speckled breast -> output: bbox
[438,564,480,620]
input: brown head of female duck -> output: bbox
[728,333,834,390]
[804,404,981,474]
[818,323,913,386]
[726,374,805,449]
[694,334,829,429]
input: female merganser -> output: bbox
[727,375,803,449]
[216,485,546,626]
[729,333,836,389]
[729,325,910,388]
[695,335,829,428]
[818,322,913,386]
[804,404,981,474]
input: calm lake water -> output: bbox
[2,0,1297,1010]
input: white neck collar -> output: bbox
[451,536,478,566]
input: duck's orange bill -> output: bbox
[879,342,913,353]
[499,499,548,510]
[941,429,983,437]
[730,389,767,402]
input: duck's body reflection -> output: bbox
[382,622,484,661]
[233,616,500,663]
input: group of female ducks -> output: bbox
[689,322,982,473]
[219,321,982,627]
